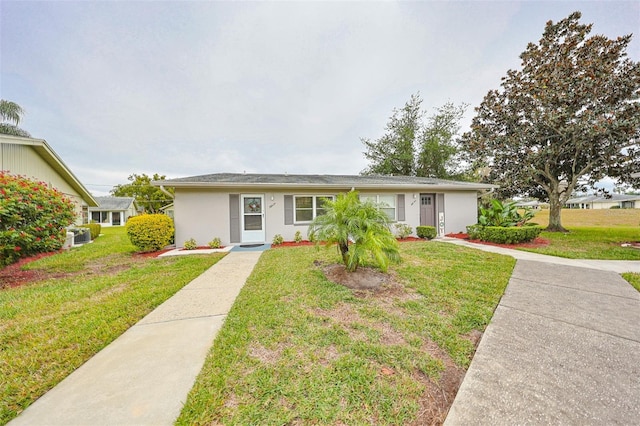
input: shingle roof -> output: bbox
[91,197,136,211]
[156,173,496,191]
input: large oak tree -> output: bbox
[461,12,640,231]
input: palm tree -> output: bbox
[0,99,31,137]
[308,191,400,272]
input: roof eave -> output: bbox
[153,180,498,191]
[2,135,98,207]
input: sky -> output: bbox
[1,1,639,196]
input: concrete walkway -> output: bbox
[443,239,640,425]
[440,236,640,273]
[9,251,262,426]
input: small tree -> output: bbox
[111,173,174,214]
[308,191,400,273]
[0,172,76,266]
[0,99,31,137]
[416,102,468,179]
[362,94,468,180]
[362,93,422,176]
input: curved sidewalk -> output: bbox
[442,238,640,425]
[9,251,262,426]
[440,236,640,273]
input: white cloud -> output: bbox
[1,1,638,189]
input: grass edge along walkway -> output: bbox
[0,228,225,424]
[177,242,515,425]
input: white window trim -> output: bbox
[293,195,335,224]
[360,194,397,221]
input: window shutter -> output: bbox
[229,194,240,243]
[284,195,293,225]
[397,194,405,221]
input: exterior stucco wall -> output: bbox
[174,189,231,247]
[1,142,87,224]
[173,188,482,247]
[592,202,618,210]
[442,191,479,234]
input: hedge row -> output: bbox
[466,224,542,244]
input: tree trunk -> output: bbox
[546,193,568,232]
[339,242,350,266]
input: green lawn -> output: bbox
[519,227,640,260]
[621,273,640,293]
[177,242,515,425]
[0,227,225,424]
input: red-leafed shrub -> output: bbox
[0,172,76,267]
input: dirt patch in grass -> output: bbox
[311,279,471,426]
[0,251,60,290]
[1,249,168,290]
[321,263,389,290]
[411,340,466,425]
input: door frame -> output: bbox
[240,194,266,243]
[419,193,436,227]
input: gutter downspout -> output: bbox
[159,185,174,199]
[478,187,495,198]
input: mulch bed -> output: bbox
[446,233,550,249]
[2,247,175,290]
[0,251,61,289]
[132,248,174,258]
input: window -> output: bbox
[91,211,110,224]
[360,195,396,220]
[294,195,334,223]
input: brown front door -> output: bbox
[420,194,435,226]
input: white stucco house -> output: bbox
[88,197,139,226]
[565,194,640,209]
[154,173,495,248]
[0,134,98,224]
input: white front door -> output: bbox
[241,194,265,243]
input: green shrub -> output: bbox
[272,234,284,245]
[416,226,437,239]
[479,199,535,227]
[0,172,76,267]
[466,224,542,244]
[294,230,303,243]
[125,214,174,252]
[79,223,101,240]
[394,223,413,239]
[208,237,222,249]
[183,238,197,250]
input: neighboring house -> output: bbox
[0,134,98,224]
[514,200,549,210]
[565,194,640,209]
[154,173,496,248]
[159,202,174,219]
[89,197,138,226]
